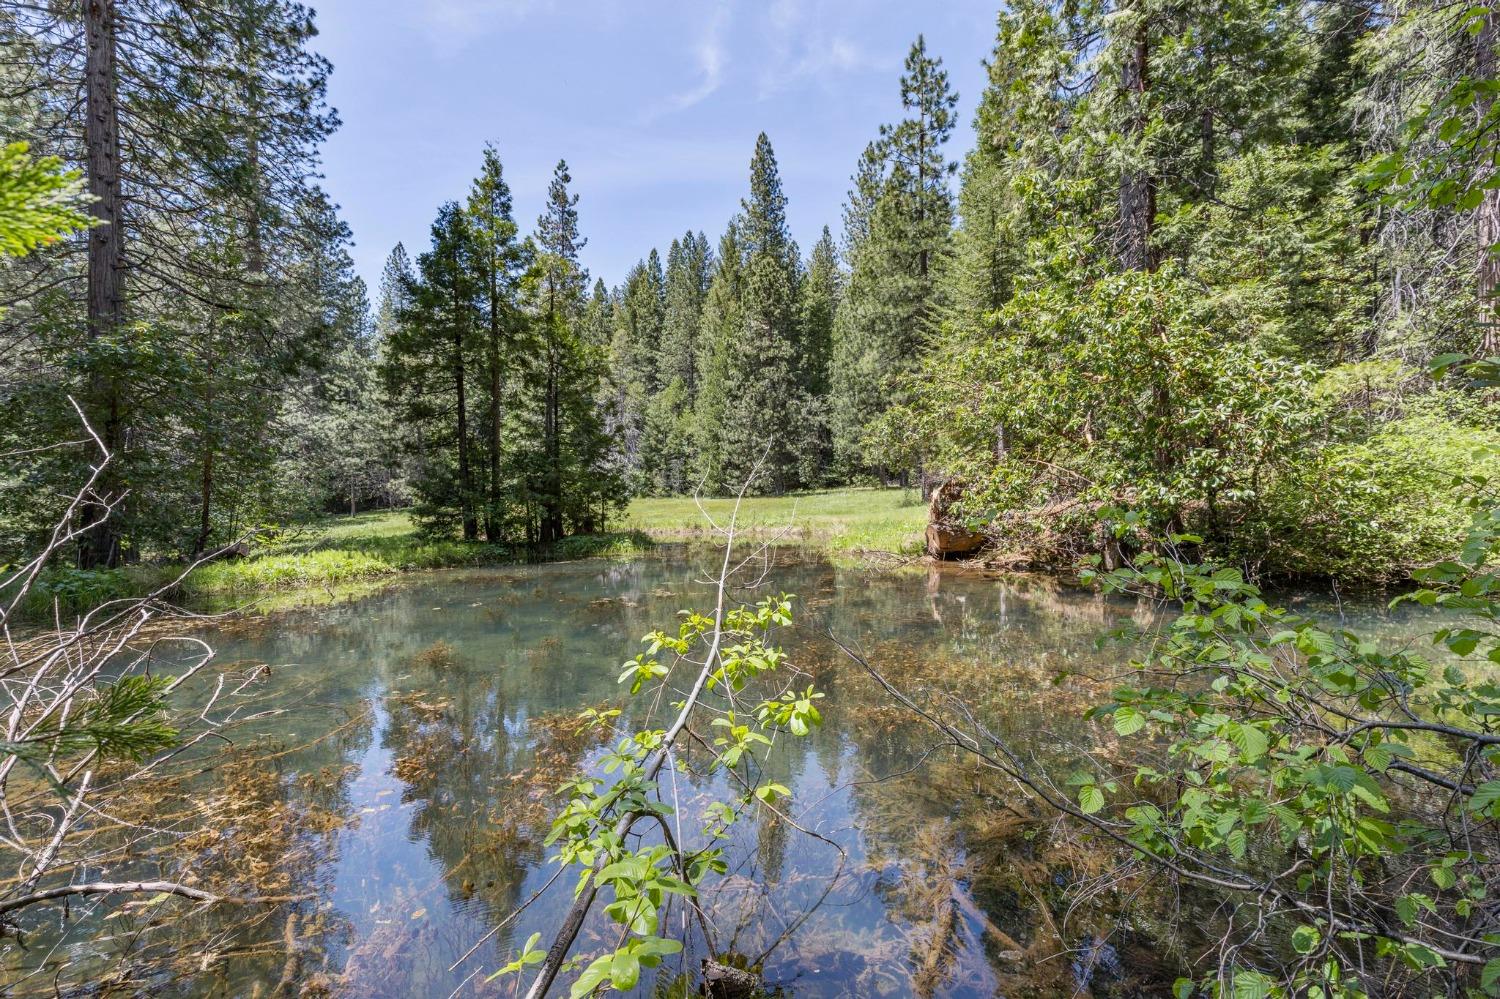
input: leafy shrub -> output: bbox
[1239,409,1500,582]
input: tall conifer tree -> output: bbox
[831,37,958,482]
[720,134,804,493]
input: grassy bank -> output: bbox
[621,487,927,554]
[16,489,925,618]
[15,512,651,617]
[190,514,650,594]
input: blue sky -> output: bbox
[311,0,1000,295]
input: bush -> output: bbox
[1239,409,1500,582]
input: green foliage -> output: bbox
[1238,406,1500,581]
[493,593,820,994]
[380,148,622,545]
[1,0,355,566]
[911,248,1318,549]
[176,523,650,596]
[712,134,808,494]
[831,37,958,480]
[1078,490,1500,996]
[4,674,178,772]
[0,141,91,256]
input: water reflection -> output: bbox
[0,548,1443,997]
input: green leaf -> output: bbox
[569,955,612,998]
[1482,957,1500,995]
[1113,705,1146,736]
[1291,924,1320,955]
[1078,784,1105,814]
[1472,781,1500,816]
[610,951,640,991]
[1228,723,1269,763]
[1231,968,1274,999]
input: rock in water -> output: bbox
[701,959,763,998]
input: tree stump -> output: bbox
[925,478,986,559]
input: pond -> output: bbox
[2,547,1447,998]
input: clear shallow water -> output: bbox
[2,548,1448,998]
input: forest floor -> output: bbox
[20,489,926,617]
[621,487,927,553]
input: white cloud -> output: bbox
[753,0,896,99]
[644,4,731,119]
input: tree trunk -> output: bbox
[452,275,477,541]
[192,368,215,558]
[1118,18,1155,273]
[543,344,563,542]
[485,268,503,541]
[1478,10,1500,356]
[194,440,214,558]
[81,0,125,568]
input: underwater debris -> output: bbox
[412,640,460,669]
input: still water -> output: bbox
[4,548,1445,998]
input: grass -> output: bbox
[13,489,926,618]
[13,512,651,616]
[177,515,651,595]
[621,486,928,554]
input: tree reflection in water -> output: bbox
[1,548,1436,997]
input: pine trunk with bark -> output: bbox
[81,0,125,568]
[452,280,477,541]
[485,271,502,542]
[1478,10,1500,356]
[1118,19,1156,273]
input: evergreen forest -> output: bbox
[3,2,1498,584]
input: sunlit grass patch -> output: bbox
[622,487,926,554]
[176,517,652,596]
[182,549,393,594]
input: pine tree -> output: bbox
[636,231,713,494]
[532,158,594,541]
[720,134,805,494]
[581,279,614,352]
[465,145,530,541]
[947,1,1072,325]
[694,223,744,494]
[383,203,482,539]
[795,227,840,485]
[831,37,958,482]
[608,251,665,487]
[842,141,886,260]
[799,227,840,401]
[1,0,347,563]
[536,160,589,313]
[879,35,960,285]
[659,231,712,399]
